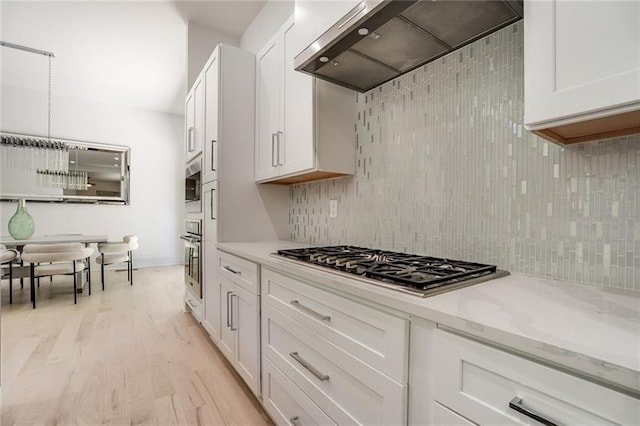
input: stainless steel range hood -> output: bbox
[295,0,523,92]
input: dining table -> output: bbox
[2,234,108,293]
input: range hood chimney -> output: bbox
[295,0,523,92]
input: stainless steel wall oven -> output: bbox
[180,220,202,299]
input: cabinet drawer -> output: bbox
[432,329,640,425]
[219,251,259,294]
[263,304,407,425]
[262,268,408,383]
[263,357,336,426]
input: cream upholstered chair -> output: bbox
[97,235,138,290]
[1,245,19,304]
[21,243,94,309]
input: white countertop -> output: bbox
[218,241,640,394]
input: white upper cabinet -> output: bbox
[255,15,356,185]
[202,53,219,184]
[524,0,640,145]
[185,79,204,162]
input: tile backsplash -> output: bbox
[289,21,640,291]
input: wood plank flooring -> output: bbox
[0,265,273,426]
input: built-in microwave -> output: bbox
[185,156,201,213]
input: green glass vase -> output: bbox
[8,199,35,240]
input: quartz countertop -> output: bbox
[217,241,640,394]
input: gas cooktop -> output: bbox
[275,245,508,297]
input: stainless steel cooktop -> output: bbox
[274,245,509,297]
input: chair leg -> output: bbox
[101,253,105,291]
[20,259,24,289]
[9,261,13,304]
[30,263,36,309]
[130,251,133,286]
[73,261,77,304]
[87,257,92,296]
[50,262,53,282]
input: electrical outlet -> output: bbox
[329,199,338,218]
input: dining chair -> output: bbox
[21,242,94,309]
[1,245,19,304]
[97,235,138,290]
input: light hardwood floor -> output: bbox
[0,265,273,425]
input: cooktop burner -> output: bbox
[275,245,507,297]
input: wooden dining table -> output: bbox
[2,234,108,293]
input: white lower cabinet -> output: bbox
[214,253,261,397]
[261,268,408,425]
[431,329,640,425]
[263,357,337,426]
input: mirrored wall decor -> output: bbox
[0,132,130,204]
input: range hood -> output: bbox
[295,0,523,92]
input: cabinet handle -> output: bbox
[188,127,195,152]
[186,299,196,309]
[271,133,278,167]
[277,130,283,166]
[289,416,302,426]
[289,352,329,382]
[290,300,330,322]
[226,291,232,327]
[211,140,217,172]
[223,265,241,275]
[230,293,237,331]
[210,188,216,220]
[508,397,558,426]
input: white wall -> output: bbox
[240,0,294,53]
[1,84,184,267]
[187,21,240,90]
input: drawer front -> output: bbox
[262,268,408,383]
[263,357,337,426]
[432,329,640,425]
[263,304,407,426]
[219,251,259,294]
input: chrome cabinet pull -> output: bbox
[290,300,330,321]
[211,140,217,171]
[230,294,238,331]
[226,291,232,327]
[289,352,329,382]
[277,130,283,166]
[271,133,277,167]
[188,127,195,152]
[289,416,302,426]
[509,397,558,426]
[210,188,216,220]
[223,265,241,275]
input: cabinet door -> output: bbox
[255,35,282,182]
[524,0,640,127]
[203,55,219,184]
[202,181,220,342]
[233,283,260,396]
[185,90,195,161]
[280,17,315,177]
[219,275,235,363]
[186,79,204,162]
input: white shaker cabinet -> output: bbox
[201,180,220,342]
[430,329,640,425]
[255,15,356,185]
[202,54,219,184]
[185,79,204,162]
[218,259,261,397]
[524,0,640,145]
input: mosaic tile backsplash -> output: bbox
[289,22,640,291]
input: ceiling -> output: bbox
[0,1,266,116]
